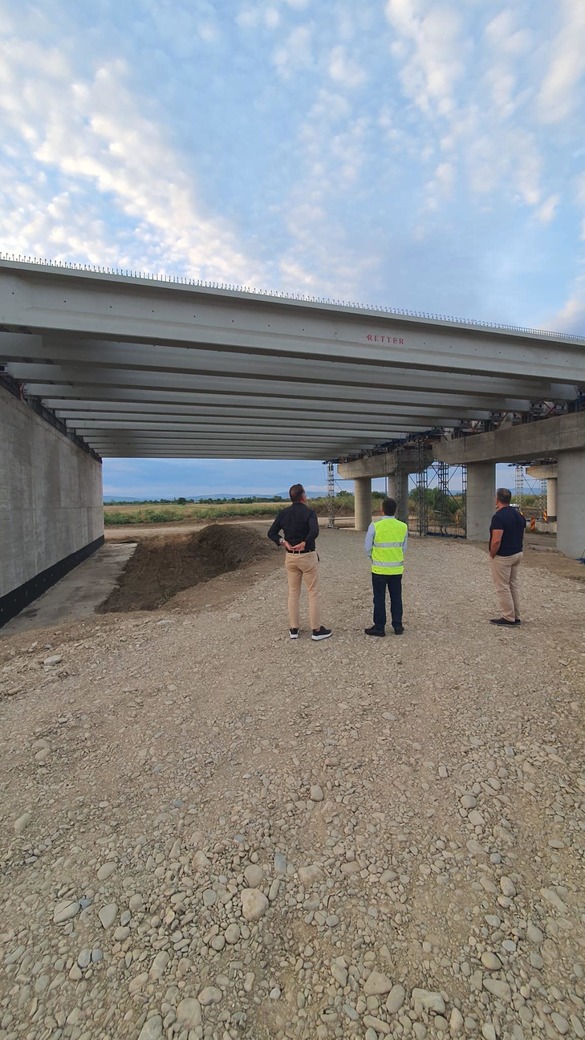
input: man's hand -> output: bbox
[284,540,305,552]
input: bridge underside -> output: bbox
[1,260,583,460]
[0,257,584,628]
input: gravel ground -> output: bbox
[0,531,584,1040]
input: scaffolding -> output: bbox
[538,478,547,521]
[514,464,524,511]
[435,460,451,534]
[326,461,336,528]
[409,453,467,538]
[413,440,429,536]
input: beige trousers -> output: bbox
[490,552,523,622]
[285,551,320,629]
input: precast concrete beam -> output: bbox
[37,386,535,414]
[434,411,585,464]
[54,405,494,424]
[5,359,571,402]
[1,263,583,384]
[68,421,453,435]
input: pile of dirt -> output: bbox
[98,523,274,612]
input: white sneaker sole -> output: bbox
[312,632,332,641]
[289,632,299,639]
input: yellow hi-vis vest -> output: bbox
[371,516,408,575]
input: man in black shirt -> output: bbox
[489,487,527,626]
[267,484,332,641]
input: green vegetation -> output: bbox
[408,488,462,515]
[103,496,353,526]
[105,486,543,527]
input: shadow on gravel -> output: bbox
[98,523,274,612]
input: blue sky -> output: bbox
[1,0,584,496]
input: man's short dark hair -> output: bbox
[289,483,305,502]
[383,497,397,515]
[496,488,512,505]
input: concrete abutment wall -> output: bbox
[0,384,104,627]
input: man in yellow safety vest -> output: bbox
[364,497,408,637]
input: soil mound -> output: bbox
[98,523,273,612]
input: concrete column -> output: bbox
[547,478,557,522]
[466,462,495,541]
[557,449,585,559]
[354,476,372,531]
[386,472,408,520]
[394,469,409,524]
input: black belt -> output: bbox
[286,548,313,554]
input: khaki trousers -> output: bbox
[490,552,523,623]
[285,551,320,630]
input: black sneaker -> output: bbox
[289,628,299,639]
[393,625,404,635]
[364,626,385,637]
[490,618,516,626]
[514,618,521,625]
[312,626,332,641]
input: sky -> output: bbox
[1,0,584,497]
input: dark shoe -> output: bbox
[289,628,299,639]
[514,618,521,625]
[490,618,516,626]
[365,626,385,637]
[312,626,332,641]
[393,625,404,635]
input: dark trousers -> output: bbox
[372,573,403,631]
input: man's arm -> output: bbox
[364,522,375,557]
[402,529,408,553]
[267,512,284,546]
[308,510,319,543]
[489,529,503,558]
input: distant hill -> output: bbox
[103,492,294,503]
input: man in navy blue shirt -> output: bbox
[267,484,332,641]
[489,487,527,626]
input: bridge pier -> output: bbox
[557,449,585,559]
[339,446,433,531]
[466,462,495,540]
[354,477,372,531]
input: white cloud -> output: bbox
[0,42,270,284]
[385,0,467,116]
[534,193,560,225]
[551,273,585,333]
[327,45,367,89]
[537,0,585,124]
[484,9,533,58]
[273,24,314,76]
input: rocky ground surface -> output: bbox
[0,530,584,1040]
